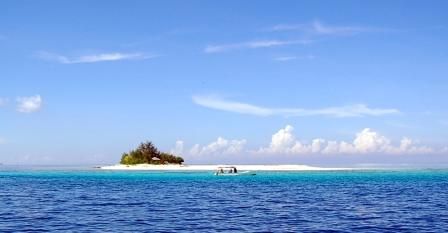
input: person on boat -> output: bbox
[233,167,237,173]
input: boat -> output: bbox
[214,166,255,176]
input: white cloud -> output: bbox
[271,125,295,148]
[16,95,42,113]
[269,20,374,36]
[204,39,310,53]
[258,125,317,154]
[258,125,436,155]
[352,128,390,153]
[274,56,297,61]
[189,144,201,156]
[193,95,399,118]
[173,126,443,158]
[187,137,247,156]
[36,51,157,64]
[170,140,184,155]
[311,138,325,153]
[274,55,315,62]
[193,95,272,116]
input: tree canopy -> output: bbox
[120,141,184,165]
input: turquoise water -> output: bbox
[1,168,448,232]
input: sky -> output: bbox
[1,0,448,166]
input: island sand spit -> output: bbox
[100,164,353,171]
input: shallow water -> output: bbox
[1,168,448,232]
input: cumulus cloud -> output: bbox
[173,126,442,157]
[36,51,157,64]
[204,39,310,53]
[268,20,375,36]
[258,125,317,154]
[193,95,399,118]
[258,125,435,155]
[264,125,296,153]
[184,137,247,156]
[16,95,42,113]
[170,140,184,156]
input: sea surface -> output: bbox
[1,167,448,232]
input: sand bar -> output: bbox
[100,164,353,171]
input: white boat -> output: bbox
[214,166,255,176]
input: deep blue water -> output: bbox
[1,168,448,232]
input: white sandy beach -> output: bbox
[100,164,353,171]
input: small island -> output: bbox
[120,141,184,165]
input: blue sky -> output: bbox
[1,0,448,166]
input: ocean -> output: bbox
[1,168,448,232]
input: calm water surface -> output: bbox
[1,168,448,232]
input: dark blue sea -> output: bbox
[1,168,448,232]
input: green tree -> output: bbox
[137,141,159,162]
[120,141,184,165]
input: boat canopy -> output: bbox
[215,166,238,174]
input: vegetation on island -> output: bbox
[120,141,184,165]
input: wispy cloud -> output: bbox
[204,21,377,54]
[204,39,311,53]
[268,20,376,36]
[274,55,315,62]
[193,95,399,118]
[16,95,42,113]
[36,51,157,64]
[274,56,297,61]
[193,95,272,116]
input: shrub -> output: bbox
[120,141,184,165]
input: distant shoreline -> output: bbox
[100,164,354,171]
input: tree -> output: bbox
[136,141,159,162]
[120,141,184,165]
